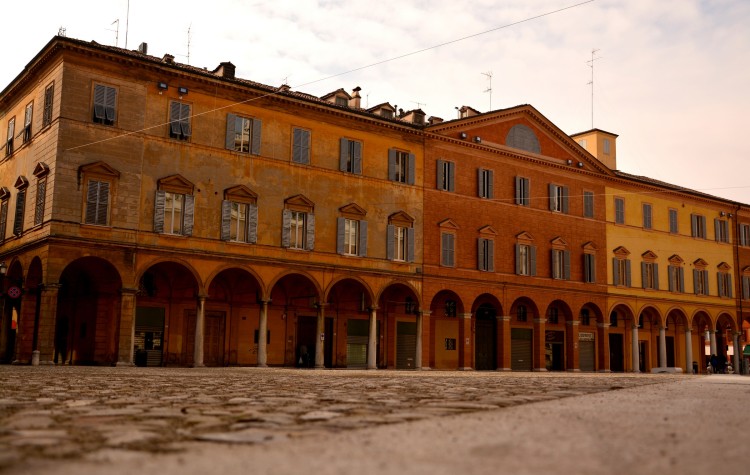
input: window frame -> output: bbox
[642,203,652,230]
[691,214,707,239]
[583,190,594,218]
[225,113,262,155]
[515,176,530,206]
[43,83,54,128]
[23,102,33,143]
[477,168,494,199]
[441,232,456,267]
[292,127,311,164]
[6,117,15,156]
[641,261,659,290]
[714,218,729,243]
[516,243,537,276]
[477,237,494,272]
[740,224,750,247]
[0,189,9,243]
[289,210,307,250]
[436,159,455,192]
[551,248,571,280]
[339,138,363,174]
[612,257,632,287]
[668,265,685,293]
[548,184,569,213]
[614,197,625,224]
[169,101,192,140]
[583,253,596,283]
[668,208,678,234]
[92,84,117,126]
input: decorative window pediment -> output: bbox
[339,202,367,218]
[478,225,497,236]
[582,241,598,252]
[32,162,50,177]
[613,246,630,257]
[742,266,750,274]
[14,176,29,190]
[158,174,194,194]
[717,262,731,272]
[693,258,708,269]
[668,254,684,265]
[224,185,257,203]
[0,187,9,200]
[388,211,414,225]
[284,194,314,212]
[516,231,534,243]
[438,218,460,230]
[550,236,568,248]
[79,161,120,178]
[641,250,658,261]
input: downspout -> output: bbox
[732,204,744,373]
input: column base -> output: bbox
[256,363,268,368]
[532,368,548,372]
[192,363,205,368]
[566,369,582,372]
[314,364,325,369]
[367,366,377,370]
[495,367,512,372]
[418,366,432,371]
[116,361,135,367]
[39,360,55,366]
[458,367,473,371]
[597,369,612,373]
[31,351,40,366]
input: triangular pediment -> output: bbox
[285,194,315,209]
[224,185,257,202]
[693,258,708,269]
[158,174,194,193]
[339,203,367,217]
[516,231,534,242]
[438,218,460,230]
[14,176,28,190]
[742,266,750,274]
[32,162,50,177]
[478,225,497,236]
[582,241,598,252]
[389,211,414,225]
[717,262,731,271]
[641,250,658,260]
[613,246,630,257]
[668,254,684,265]
[79,161,120,178]
[0,187,9,200]
[550,236,568,248]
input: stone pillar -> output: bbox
[533,318,547,371]
[566,320,580,372]
[631,324,640,372]
[257,300,269,367]
[367,306,378,370]
[193,295,206,367]
[597,322,611,372]
[458,313,472,370]
[734,332,741,374]
[419,311,431,370]
[709,330,717,357]
[116,288,138,366]
[314,303,326,369]
[37,284,61,365]
[415,310,424,370]
[659,326,667,368]
[497,316,511,371]
[685,328,693,374]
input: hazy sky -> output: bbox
[2,0,749,203]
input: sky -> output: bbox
[2,0,749,203]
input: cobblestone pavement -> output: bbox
[0,366,686,473]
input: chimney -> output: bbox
[350,87,361,108]
[137,42,148,54]
[279,84,291,92]
[213,62,236,79]
[428,116,443,125]
[459,106,479,118]
[162,54,174,64]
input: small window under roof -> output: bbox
[506,124,541,154]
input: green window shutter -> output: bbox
[339,138,349,171]
[153,190,165,233]
[305,212,315,250]
[220,200,232,241]
[225,113,237,150]
[386,224,395,260]
[407,227,415,262]
[352,141,362,175]
[407,153,415,185]
[563,250,570,280]
[247,204,258,244]
[358,220,367,257]
[251,118,262,155]
[281,209,291,248]
[183,194,194,236]
[169,102,182,136]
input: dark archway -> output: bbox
[380,283,421,369]
[327,278,374,368]
[270,273,322,367]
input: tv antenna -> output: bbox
[187,24,192,64]
[412,101,426,110]
[107,19,120,47]
[125,0,130,49]
[482,71,493,111]
[586,49,602,129]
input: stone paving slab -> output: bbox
[0,366,685,473]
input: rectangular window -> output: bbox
[516,244,536,276]
[388,149,414,184]
[0,199,8,242]
[742,276,750,300]
[549,184,569,213]
[220,200,257,243]
[668,265,685,293]
[580,309,591,326]
[289,210,307,249]
[477,168,494,199]
[714,219,729,243]
[717,272,733,298]
[612,258,631,287]
[641,262,659,290]
[436,159,455,192]
[584,253,596,283]
[344,218,359,255]
[6,117,15,156]
[395,226,407,261]
[642,203,652,229]
[477,238,494,272]
[292,128,311,164]
[614,197,625,224]
[13,189,25,236]
[551,249,571,280]
[231,202,248,242]
[444,338,457,350]
[164,192,184,234]
[515,177,530,206]
[169,101,192,140]
[34,178,46,226]
[336,217,367,257]
[583,191,594,218]
[226,114,261,155]
[339,138,362,174]
[740,224,750,247]
[23,103,33,143]
[43,83,54,127]
[85,180,110,226]
[691,214,707,239]
[153,190,194,237]
[669,209,678,234]
[693,269,709,295]
[603,138,611,155]
[441,232,455,267]
[93,84,117,125]
[445,300,456,317]
[387,224,414,262]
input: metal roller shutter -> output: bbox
[511,328,533,371]
[396,321,417,369]
[579,340,595,371]
[347,319,369,368]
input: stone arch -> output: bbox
[379,282,422,369]
[324,276,374,307]
[608,303,636,372]
[267,269,323,302]
[136,257,203,296]
[327,277,377,369]
[204,264,266,298]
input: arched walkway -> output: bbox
[0,260,26,363]
[428,290,464,370]
[379,283,421,369]
[327,278,374,368]
[270,273,323,367]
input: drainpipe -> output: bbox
[732,204,744,374]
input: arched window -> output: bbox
[506,124,541,154]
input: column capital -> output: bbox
[258,299,271,305]
[368,305,379,312]
[314,302,329,309]
[459,312,472,319]
[497,316,511,322]
[597,322,609,329]
[41,283,62,291]
[120,287,139,296]
[197,293,208,301]
[684,327,692,334]
[419,310,431,317]
[567,320,580,327]
[533,318,547,325]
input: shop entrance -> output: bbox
[545,331,565,371]
[475,304,497,371]
[609,334,624,372]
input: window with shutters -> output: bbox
[584,253,596,283]
[583,191,594,218]
[282,194,315,250]
[667,256,685,293]
[388,149,414,184]
[339,138,362,174]
[169,101,192,140]
[549,184,569,213]
[154,175,194,236]
[225,114,261,154]
[337,203,367,257]
[614,197,625,224]
[34,178,46,226]
[0,188,9,243]
[22,103,33,143]
[668,208,678,234]
[478,238,494,272]
[291,127,311,164]
[692,259,709,296]
[441,232,455,267]
[436,159,455,192]
[221,185,258,244]
[164,192,185,234]
[515,232,536,276]
[742,270,750,300]
[92,84,117,126]
[550,237,570,280]
[387,211,415,262]
[343,219,360,255]
[642,203,652,230]
[612,247,631,287]
[740,224,750,247]
[43,83,54,128]
[478,168,494,199]
[714,218,729,243]
[289,211,307,249]
[12,177,28,236]
[641,262,658,290]
[691,213,707,239]
[717,270,732,298]
[6,117,15,157]
[79,162,119,227]
[515,176,530,206]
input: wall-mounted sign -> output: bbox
[579,332,595,342]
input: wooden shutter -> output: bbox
[703,270,709,294]
[358,220,367,257]
[292,129,302,163]
[693,269,699,294]
[641,262,648,289]
[339,138,349,171]
[407,227,415,262]
[612,258,620,286]
[561,186,569,214]
[183,194,194,236]
[220,200,232,241]
[530,246,537,276]
[12,189,25,235]
[714,218,720,242]
[93,84,106,120]
[85,181,99,224]
[0,200,7,241]
[180,103,192,137]
[43,84,53,126]
[300,129,310,164]
[743,276,750,299]
[281,209,291,248]
[624,259,631,287]
[718,273,725,297]
[486,170,494,199]
[34,179,46,225]
[487,240,495,272]
[104,87,116,122]
[551,249,559,278]
[169,102,181,136]
[563,250,570,280]
[447,162,455,192]
[678,267,684,293]
[589,254,596,282]
[515,177,522,204]
[727,275,733,298]
[436,160,445,189]
[407,153,415,185]
[247,204,258,244]
[478,238,485,270]
[153,190,166,233]
[225,114,237,150]
[251,119,262,155]
[305,212,315,250]
[336,217,345,254]
[388,149,397,181]
[668,266,675,292]
[584,192,594,217]
[352,141,362,175]
[516,244,522,274]
[653,263,659,290]
[548,184,556,210]
[477,168,485,198]
[386,224,395,260]
[96,182,109,225]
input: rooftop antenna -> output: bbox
[411,101,426,110]
[482,71,493,111]
[187,24,192,64]
[107,19,120,47]
[125,0,130,49]
[366,93,369,109]
[586,49,602,129]
[58,27,67,37]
